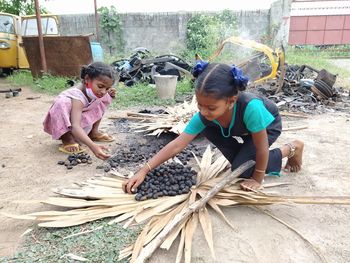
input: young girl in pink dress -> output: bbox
[43,62,117,160]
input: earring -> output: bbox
[229,103,234,109]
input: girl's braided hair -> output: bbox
[193,62,249,99]
[80,62,117,84]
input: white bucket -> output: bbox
[153,75,177,99]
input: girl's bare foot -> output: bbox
[284,140,304,172]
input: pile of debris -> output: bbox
[253,65,350,114]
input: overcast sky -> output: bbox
[41,0,278,14]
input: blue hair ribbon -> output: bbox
[231,65,249,88]
[192,61,209,78]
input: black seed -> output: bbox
[57,161,65,165]
[67,165,73,170]
[135,194,142,201]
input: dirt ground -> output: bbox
[0,80,350,263]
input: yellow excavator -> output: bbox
[208,36,286,91]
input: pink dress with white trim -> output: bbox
[43,87,112,140]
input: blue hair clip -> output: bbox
[192,61,209,78]
[231,65,249,88]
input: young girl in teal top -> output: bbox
[123,62,304,193]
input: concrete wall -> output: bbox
[270,0,292,47]
[57,5,290,55]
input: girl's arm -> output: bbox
[123,132,196,194]
[71,99,110,160]
[241,129,269,190]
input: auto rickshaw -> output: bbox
[0,12,29,74]
[0,13,59,75]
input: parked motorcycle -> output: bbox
[111,48,192,86]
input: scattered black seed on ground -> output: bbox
[105,141,205,172]
[57,152,93,170]
[134,163,197,201]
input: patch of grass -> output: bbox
[2,219,140,263]
[7,70,72,95]
[112,78,194,109]
[7,70,195,107]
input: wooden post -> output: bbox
[34,0,47,73]
[134,160,255,263]
[94,0,100,42]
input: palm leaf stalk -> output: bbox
[120,96,198,136]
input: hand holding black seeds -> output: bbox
[134,163,197,201]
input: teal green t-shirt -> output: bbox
[184,99,275,136]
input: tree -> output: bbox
[99,6,125,56]
[0,0,46,16]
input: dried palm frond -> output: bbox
[3,146,350,263]
[127,96,198,136]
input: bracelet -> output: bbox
[146,162,152,172]
[255,169,265,173]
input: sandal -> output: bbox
[58,143,85,154]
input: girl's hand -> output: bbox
[122,172,146,194]
[108,88,116,98]
[92,144,111,160]
[240,179,261,191]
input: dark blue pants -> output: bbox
[204,116,283,179]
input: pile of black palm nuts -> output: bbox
[57,153,93,170]
[104,144,203,173]
[135,162,197,201]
